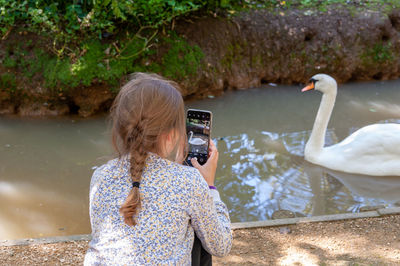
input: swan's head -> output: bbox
[302,74,337,94]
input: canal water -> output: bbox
[1,80,400,240]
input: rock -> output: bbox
[70,85,114,117]
[271,210,296,219]
[0,104,15,115]
[359,205,386,212]
[18,102,69,116]
[279,227,292,234]
[294,212,306,217]
[176,8,400,96]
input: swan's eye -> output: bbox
[309,78,318,84]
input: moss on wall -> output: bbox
[0,31,204,94]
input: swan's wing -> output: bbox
[332,123,400,155]
[324,123,400,176]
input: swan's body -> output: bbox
[303,74,400,176]
[188,131,206,145]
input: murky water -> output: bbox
[1,80,400,240]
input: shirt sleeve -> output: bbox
[188,169,232,257]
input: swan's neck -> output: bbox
[189,131,193,141]
[305,91,336,155]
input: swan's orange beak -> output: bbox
[302,82,315,92]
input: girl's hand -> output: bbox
[191,139,219,186]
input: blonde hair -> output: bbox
[110,73,186,226]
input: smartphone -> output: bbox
[185,109,212,166]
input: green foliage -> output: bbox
[1,31,204,91]
[3,56,17,68]
[2,0,400,46]
[41,40,126,89]
[372,43,393,62]
[221,43,243,69]
[0,1,228,43]
[43,56,73,89]
[4,0,398,94]
[362,43,394,64]
[0,0,221,88]
[158,33,204,79]
[0,73,16,92]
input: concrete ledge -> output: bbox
[377,207,400,216]
[1,207,399,247]
[232,217,301,229]
[297,211,380,223]
[232,211,380,229]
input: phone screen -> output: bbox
[185,109,212,166]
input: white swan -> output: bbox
[188,131,206,145]
[302,74,400,176]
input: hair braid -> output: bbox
[111,73,186,226]
[119,118,148,226]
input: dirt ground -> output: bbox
[1,215,399,265]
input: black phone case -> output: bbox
[185,109,212,167]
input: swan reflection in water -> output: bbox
[302,161,400,216]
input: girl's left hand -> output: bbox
[191,139,219,186]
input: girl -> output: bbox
[84,73,232,265]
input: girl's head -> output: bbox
[110,72,186,226]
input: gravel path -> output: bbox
[1,215,399,265]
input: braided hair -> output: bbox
[110,73,186,226]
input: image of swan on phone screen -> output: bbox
[185,109,212,166]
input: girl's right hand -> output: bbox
[191,139,218,186]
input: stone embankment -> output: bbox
[177,8,400,94]
[2,7,400,116]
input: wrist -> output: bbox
[209,185,217,190]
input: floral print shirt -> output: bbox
[84,153,232,265]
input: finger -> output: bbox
[208,146,217,161]
[208,139,217,157]
[191,157,201,169]
[208,145,219,164]
[209,139,217,152]
[209,151,218,166]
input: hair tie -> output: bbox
[132,182,140,188]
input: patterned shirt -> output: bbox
[84,153,232,265]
